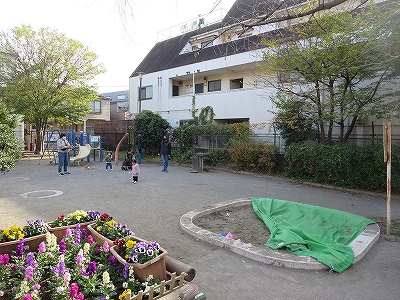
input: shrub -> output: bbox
[284,141,400,193]
[204,148,231,167]
[228,139,277,174]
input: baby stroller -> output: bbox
[121,152,133,171]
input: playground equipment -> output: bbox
[69,144,92,166]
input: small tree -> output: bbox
[0,25,105,154]
[131,110,171,154]
[0,100,21,172]
[260,2,400,144]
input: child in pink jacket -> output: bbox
[132,159,140,183]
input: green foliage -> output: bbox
[228,139,277,174]
[171,149,194,165]
[172,123,252,152]
[0,100,21,172]
[284,141,400,193]
[204,148,231,167]
[261,3,400,144]
[0,25,105,153]
[272,92,319,146]
[130,110,171,154]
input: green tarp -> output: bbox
[251,198,375,273]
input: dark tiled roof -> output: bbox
[130,0,307,78]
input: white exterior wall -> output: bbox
[129,49,276,129]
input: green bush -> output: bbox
[284,141,400,193]
[204,148,231,167]
[171,149,193,165]
[228,139,278,174]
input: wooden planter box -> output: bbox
[45,221,94,242]
[110,236,168,282]
[0,233,47,255]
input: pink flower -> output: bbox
[24,266,34,281]
[76,292,85,300]
[0,254,10,265]
[69,283,79,298]
[87,235,94,244]
[33,284,41,290]
[38,242,46,253]
[65,228,72,237]
[23,294,33,300]
[102,242,109,252]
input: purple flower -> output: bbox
[87,261,97,279]
[33,284,41,290]
[122,264,129,279]
[109,255,117,267]
[59,239,66,254]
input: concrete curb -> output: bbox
[180,198,380,270]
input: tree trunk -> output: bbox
[34,119,47,155]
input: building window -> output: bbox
[172,85,179,96]
[117,95,126,100]
[195,83,204,94]
[230,78,243,89]
[208,80,221,92]
[140,85,153,100]
[91,100,101,113]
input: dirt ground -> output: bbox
[193,204,271,247]
[193,204,400,246]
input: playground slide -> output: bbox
[70,144,92,166]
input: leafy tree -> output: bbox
[261,2,400,144]
[130,110,171,154]
[0,25,105,154]
[0,100,21,172]
[273,92,319,146]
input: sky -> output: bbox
[1,0,236,94]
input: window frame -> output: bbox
[91,100,101,113]
[208,80,221,92]
[230,78,243,89]
[139,85,153,100]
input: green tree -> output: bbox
[0,25,105,154]
[131,110,171,154]
[0,100,21,172]
[261,2,400,144]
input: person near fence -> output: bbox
[131,159,140,183]
[105,151,113,171]
[57,133,73,176]
[158,134,171,173]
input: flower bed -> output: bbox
[87,213,133,246]
[45,210,101,242]
[110,236,168,282]
[0,219,48,255]
[0,226,162,299]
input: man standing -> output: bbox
[57,133,73,176]
[158,134,171,173]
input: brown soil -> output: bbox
[193,205,400,245]
[193,205,271,247]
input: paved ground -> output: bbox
[1,158,400,300]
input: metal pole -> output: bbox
[138,76,143,113]
[385,123,391,235]
[192,71,195,96]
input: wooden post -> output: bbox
[383,123,391,235]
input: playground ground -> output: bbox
[1,158,400,300]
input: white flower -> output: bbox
[84,242,90,255]
[122,282,128,288]
[59,254,65,262]
[102,271,110,284]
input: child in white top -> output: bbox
[132,159,140,183]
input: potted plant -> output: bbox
[0,219,47,255]
[87,213,134,246]
[110,236,168,282]
[45,210,100,242]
